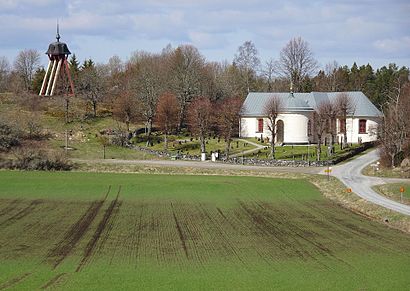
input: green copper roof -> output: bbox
[241,91,383,117]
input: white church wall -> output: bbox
[336,117,379,143]
[280,113,311,144]
[240,112,312,144]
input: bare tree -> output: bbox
[379,80,410,167]
[321,99,338,150]
[233,41,260,94]
[78,64,105,117]
[276,37,318,92]
[324,61,340,91]
[314,102,329,161]
[129,51,165,146]
[263,95,283,159]
[13,49,41,91]
[0,56,10,92]
[335,93,354,148]
[217,96,243,157]
[169,45,205,131]
[156,92,179,150]
[262,58,276,92]
[187,96,213,155]
[112,91,139,133]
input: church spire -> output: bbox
[56,20,60,42]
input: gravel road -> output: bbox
[331,149,410,216]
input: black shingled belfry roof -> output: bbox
[46,25,71,56]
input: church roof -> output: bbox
[241,91,383,117]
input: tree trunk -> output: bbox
[316,135,322,161]
[164,132,168,150]
[93,100,97,117]
[125,115,130,133]
[391,153,395,168]
[225,129,232,158]
[146,118,153,147]
[270,134,275,159]
[200,135,206,154]
[65,98,70,124]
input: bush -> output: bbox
[0,147,73,171]
[0,121,20,152]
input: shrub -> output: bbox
[0,147,73,171]
[0,121,20,152]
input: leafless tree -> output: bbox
[0,56,10,92]
[335,93,354,148]
[379,80,410,167]
[324,61,340,91]
[314,101,329,161]
[14,49,41,92]
[107,55,124,76]
[156,92,179,150]
[187,96,213,154]
[233,41,260,94]
[169,45,205,131]
[262,58,276,92]
[263,95,283,159]
[78,64,105,117]
[129,51,165,146]
[217,96,243,157]
[276,37,318,92]
[321,99,338,150]
[112,90,139,133]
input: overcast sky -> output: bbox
[0,0,409,70]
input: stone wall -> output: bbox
[131,142,374,167]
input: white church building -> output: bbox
[239,91,383,145]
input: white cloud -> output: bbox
[374,37,410,53]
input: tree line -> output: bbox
[0,37,409,165]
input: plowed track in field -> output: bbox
[46,186,112,268]
[76,186,122,272]
[2,193,410,290]
[0,200,42,227]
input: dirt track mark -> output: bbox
[0,272,31,290]
[41,273,67,289]
[47,186,111,268]
[0,200,42,227]
[171,203,189,259]
[76,186,121,272]
[0,199,21,217]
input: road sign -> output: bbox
[400,187,405,193]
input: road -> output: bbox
[331,149,410,216]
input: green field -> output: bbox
[0,171,409,290]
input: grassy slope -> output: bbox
[373,183,410,205]
[0,171,409,290]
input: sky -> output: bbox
[0,0,409,71]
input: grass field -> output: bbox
[0,171,409,290]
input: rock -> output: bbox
[401,158,410,168]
